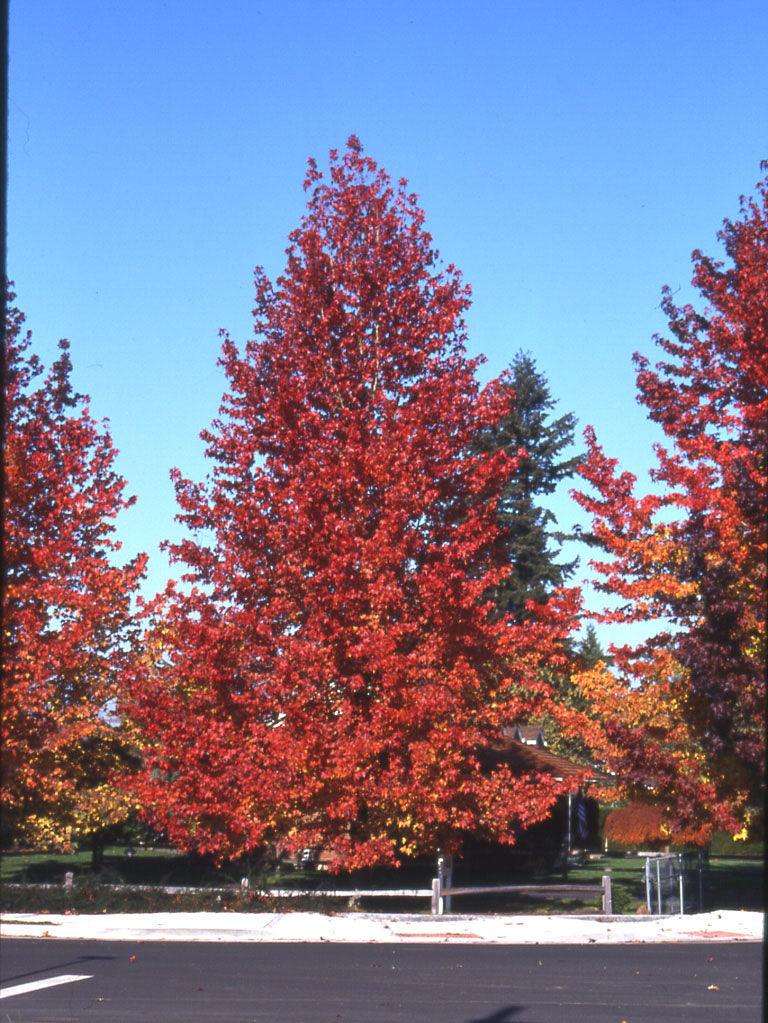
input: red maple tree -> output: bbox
[128,139,586,868]
[2,292,147,849]
[574,169,767,840]
[603,803,708,850]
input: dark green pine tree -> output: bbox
[576,624,612,669]
[476,351,580,621]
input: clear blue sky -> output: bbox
[8,1,768,633]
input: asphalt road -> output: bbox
[0,939,762,1022]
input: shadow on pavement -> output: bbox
[0,953,116,985]
[465,1007,525,1023]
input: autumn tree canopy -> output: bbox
[2,292,146,849]
[574,169,768,840]
[127,139,587,869]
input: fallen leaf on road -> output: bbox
[707,984,720,991]
[129,955,137,962]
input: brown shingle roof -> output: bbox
[484,735,611,787]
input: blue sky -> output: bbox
[8,1,768,633]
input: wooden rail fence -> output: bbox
[429,874,613,915]
[6,871,613,916]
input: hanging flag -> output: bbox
[576,795,589,840]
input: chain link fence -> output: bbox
[644,852,704,914]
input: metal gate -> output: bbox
[644,853,704,915]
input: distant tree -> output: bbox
[474,352,579,621]
[127,139,587,870]
[576,625,612,669]
[531,626,613,765]
[603,802,708,850]
[2,291,146,852]
[574,169,767,841]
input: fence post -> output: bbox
[644,857,652,913]
[431,876,442,916]
[240,877,250,901]
[678,857,684,916]
[566,792,572,863]
[601,874,612,915]
[698,851,704,912]
[656,857,662,915]
[438,854,453,913]
[64,871,74,893]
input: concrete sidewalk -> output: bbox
[0,909,762,944]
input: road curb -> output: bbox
[0,910,762,945]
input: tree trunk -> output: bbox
[91,837,105,871]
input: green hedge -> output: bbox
[708,831,764,858]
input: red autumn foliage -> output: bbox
[574,169,767,840]
[2,291,147,847]
[127,139,589,868]
[603,802,708,849]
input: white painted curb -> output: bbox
[0,910,762,944]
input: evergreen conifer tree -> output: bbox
[475,351,579,621]
[576,624,612,669]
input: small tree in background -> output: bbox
[603,802,708,850]
[574,169,767,841]
[2,292,146,853]
[523,627,612,766]
[127,139,589,869]
[576,624,611,670]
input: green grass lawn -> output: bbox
[2,846,179,882]
[1,847,763,915]
[0,845,265,887]
[702,857,765,912]
[449,855,764,915]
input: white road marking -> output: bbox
[0,973,93,999]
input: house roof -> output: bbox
[512,725,545,742]
[484,734,612,787]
